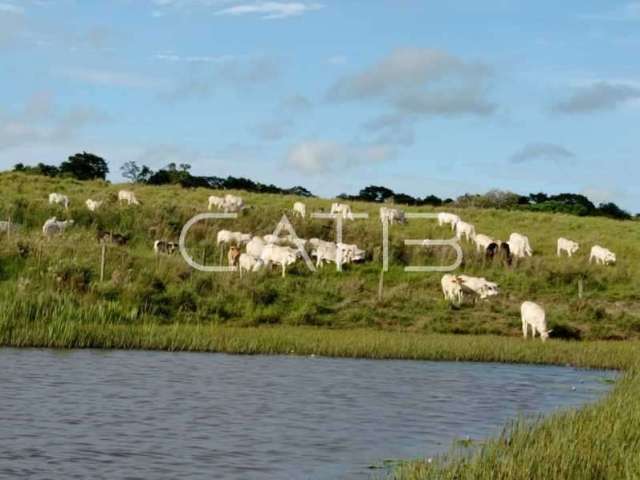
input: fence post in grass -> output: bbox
[578,276,584,299]
[100,243,106,282]
[6,216,11,241]
[378,268,384,302]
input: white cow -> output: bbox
[208,195,225,211]
[293,202,306,219]
[441,274,464,305]
[118,190,140,206]
[337,242,366,262]
[223,194,244,213]
[380,207,406,225]
[589,245,616,265]
[455,221,476,242]
[457,275,499,301]
[557,237,580,257]
[521,301,551,342]
[42,217,74,239]
[85,199,103,212]
[263,234,280,244]
[508,233,533,258]
[312,242,350,268]
[246,236,266,258]
[238,253,263,275]
[260,244,298,277]
[330,203,354,220]
[49,193,69,209]
[153,240,178,255]
[437,212,460,230]
[217,230,252,246]
[473,234,495,253]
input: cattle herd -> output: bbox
[19,190,622,342]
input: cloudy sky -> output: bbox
[1,1,639,211]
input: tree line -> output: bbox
[10,154,635,220]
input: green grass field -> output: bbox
[1,171,639,340]
[1,171,640,480]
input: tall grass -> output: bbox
[1,172,639,340]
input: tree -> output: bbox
[358,185,395,203]
[422,194,443,206]
[59,152,109,180]
[597,202,631,220]
[121,161,141,183]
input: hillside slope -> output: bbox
[1,172,639,340]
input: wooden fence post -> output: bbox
[578,277,584,299]
[100,243,106,282]
[378,268,385,302]
[6,216,11,241]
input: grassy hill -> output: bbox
[1,171,639,340]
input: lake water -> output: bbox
[0,349,615,479]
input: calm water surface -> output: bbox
[0,349,615,479]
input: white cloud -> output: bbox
[552,81,640,114]
[327,47,496,117]
[286,140,395,174]
[0,92,108,151]
[58,67,165,89]
[509,143,575,164]
[580,2,640,21]
[215,2,323,19]
[0,3,23,14]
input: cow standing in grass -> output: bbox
[521,301,551,342]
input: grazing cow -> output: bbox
[223,194,244,213]
[238,253,263,275]
[293,202,306,218]
[217,230,252,246]
[589,245,616,265]
[97,230,129,246]
[208,195,225,211]
[312,242,351,268]
[153,240,178,255]
[437,212,460,230]
[499,241,513,265]
[557,237,580,257]
[330,203,354,220]
[473,234,495,253]
[259,244,298,277]
[485,242,499,260]
[227,245,241,266]
[337,242,366,262]
[85,199,103,212]
[263,234,280,244]
[455,221,476,242]
[49,193,69,209]
[118,190,140,206]
[457,275,499,301]
[380,207,406,225]
[508,233,533,258]
[246,236,266,258]
[441,274,464,306]
[521,301,551,342]
[42,217,74,239]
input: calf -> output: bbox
[238,253,263,275]
[508,233,533,258]
[259,244,298,277]
[42,217,74,239]
[153,240,178,255]
[521,301,551,342]
[118,190,140,206]
[457,275,499,301]
[293,201,306,218]
[437,212,460,230]
[473,234,494,253]
[380,207,406,225]
[227,245,241,266]
[557,237,580,257]
[49,193,69,209]
[441,274,463,305]
[85,199,103,212]
[455,221,476,242]
[589,245,616,265]
[208,195,225,211]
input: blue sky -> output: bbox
[1,0,639,211]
